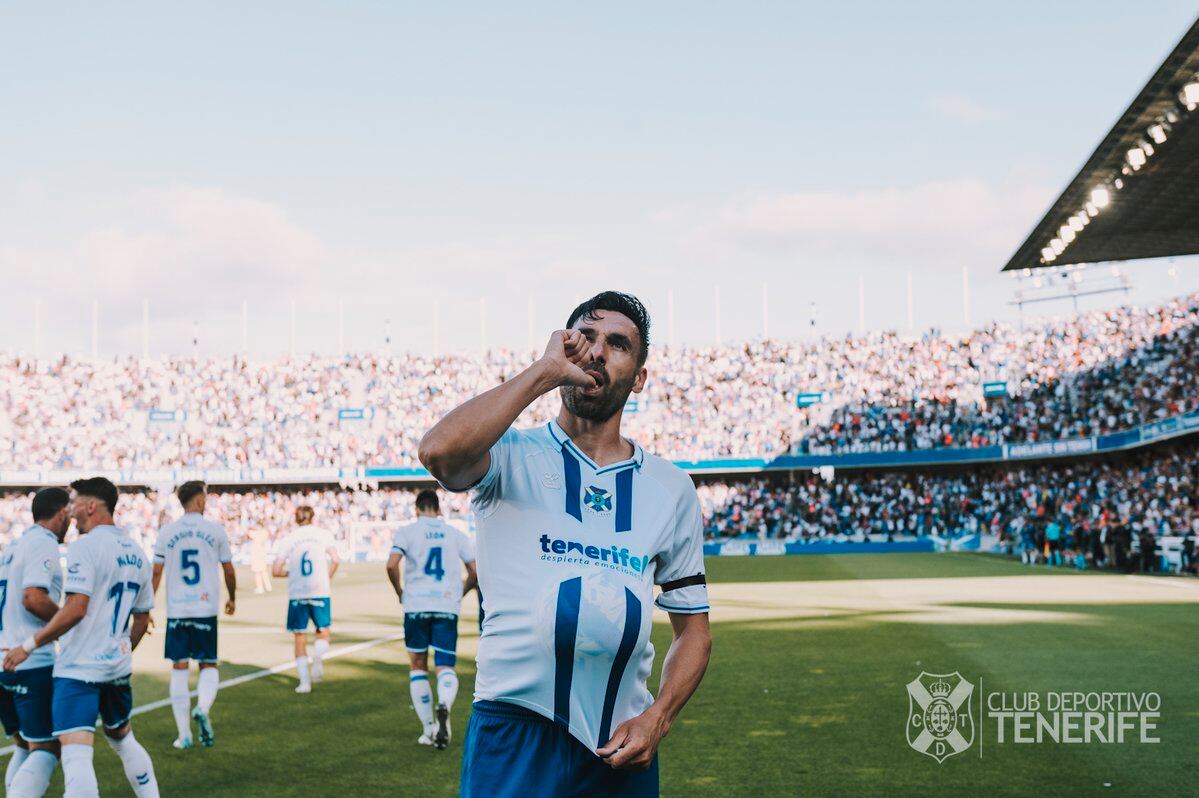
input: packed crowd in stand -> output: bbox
[1,294,1197,470]
[696,439,1199,571]
[1,438,1195,573]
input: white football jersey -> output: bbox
[390,517,475,615]
[154,513,233,619]
[55,526,154,683]
[274,526,337,599]
[462,420,709,753]
[0,525,64,671]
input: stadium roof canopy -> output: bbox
[1003,17,1199,273]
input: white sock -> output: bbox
[170,668,192,739]
[105,731,159,797]
[197,667,219,714]
[8,749,57,798]
[409,671,434,730]
[436,669,459,711]
[61,744,98,798]
[313,638,329,671]
[296,656,311,689]
[6,746,28,789]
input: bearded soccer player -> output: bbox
[420,291,711,797]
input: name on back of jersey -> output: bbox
[162,527,219,550]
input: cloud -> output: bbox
[708,179,1052,261]
[927,94,998,125]
[71,186,325,302]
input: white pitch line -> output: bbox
[0,632,404,758]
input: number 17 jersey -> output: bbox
[390,518,475,615]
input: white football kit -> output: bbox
[275,526,337,599]
[463,420,709,752]
[55,526,155,683]
[390,518,476,615]
[153,513,233,618]
[0,525,63,671]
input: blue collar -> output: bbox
[545,419,644,474]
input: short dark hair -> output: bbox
[415,489,440,513]
[565,291,651,366]
[176,481,206,507]
[31,487,70,522]
[295,505,314,525]
[70,477,119,514]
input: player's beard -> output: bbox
[560,365,635,423]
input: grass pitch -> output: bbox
[12,554,1197,797]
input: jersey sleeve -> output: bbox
[20,540,58,591]
[271,535,291,563]
[64,539,97,597]
[470,427,523,518]
[216,526,233,564]
[456,528,477,564]
[653,488,710,614]
[152,528,167,564]
[132,558,155,612]
[390,526,408,557]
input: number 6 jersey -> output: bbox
[390,517,476,615]
[461,420,709,754]
[153,513,233,618]
[274,526,337,600]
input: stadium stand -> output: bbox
[1,292,1196,476]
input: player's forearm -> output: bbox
[224,565,237,601]
[419,359,560,489]
[648,618,712,731]
[32,596,88,648]
[129,613,150,649]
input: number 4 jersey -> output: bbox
[55,526,155,683]
[463,420,709,754]
[390,517,476,615]
[153,513,233,618]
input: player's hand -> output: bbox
[225,599,236,616]
[596,707,669,770]
[538,330,598,389]
[3,647,29,673]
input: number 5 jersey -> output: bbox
[153,513,233,618]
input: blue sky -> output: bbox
[2,1,1198,356]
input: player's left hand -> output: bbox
[225,599,236,616]
[3,647,29,673]
[596,708,669,770]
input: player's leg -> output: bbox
[311,599,332,683]
[52,678,101,798]
[8,666,61,798]
[165,618,194,748]
[101,680,158,798]
[0,681,28,789]
[191,616,220,747]
[431,616,461,749]
[288,600,313,693]
[404,614,437,742]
